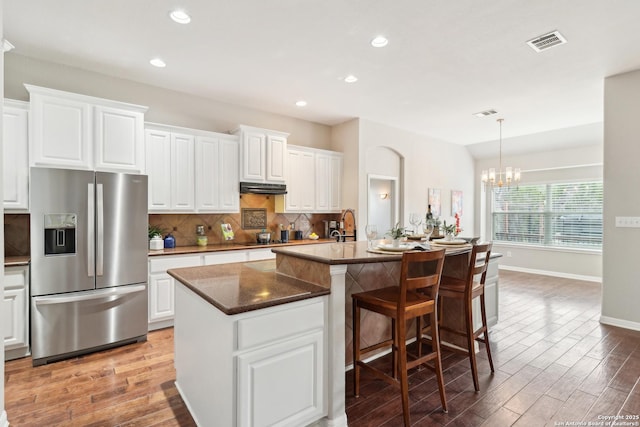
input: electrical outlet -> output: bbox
[507,251,512,257]
[615,216,640,228]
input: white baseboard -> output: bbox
[599,315,640,332]
[499,265,601,283]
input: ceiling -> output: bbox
[4,0,640,153]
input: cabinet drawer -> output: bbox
[4,267,28,290]
[149,255,202,273]
[203,252,247,265]
[236,298,325,351]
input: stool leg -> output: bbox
[480,293,495,372]
[353,298,361,397]
[465,296,480,392]
[416,315,422,361]
[397,315,411,427]
[430,310,448,413]
[391,318,397,379]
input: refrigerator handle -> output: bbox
[96,183,104,277]
[87,183,95,277]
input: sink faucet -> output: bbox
[333,209,357,242]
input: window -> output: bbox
[492,181,603,249]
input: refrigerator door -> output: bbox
[95,172,148,289]
[31,283,148,365]
[30,167,96,296]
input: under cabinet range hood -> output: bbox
[240,182,287,195]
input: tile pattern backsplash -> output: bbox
[4,214,30,256]
[149,194,344,246]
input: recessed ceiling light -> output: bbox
[370,36,388,47]
[344,75,358,83]
[295,100,307,107]
[150,58,166,68]
[170,9,191,24]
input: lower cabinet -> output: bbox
[148,254,202,330]
[3,265,30,361]
[174,284,327,427]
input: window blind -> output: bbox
[491,181,603,248]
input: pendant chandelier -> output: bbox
[481,118,520,188]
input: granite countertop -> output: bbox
[149,238,334,256]
[271,241,474,265]
[168,260,330,315]
[4,256,30,267]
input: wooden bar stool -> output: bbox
[438,242,494,392]
[352,249,448,426]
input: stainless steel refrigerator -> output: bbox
[30,167,148,366]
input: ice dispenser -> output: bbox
[44,214,77,255]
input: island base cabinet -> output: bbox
[174,283,327,427]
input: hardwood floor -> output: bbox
[4,270,640,426]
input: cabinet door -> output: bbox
[329,154,343,212]
[195,136,220,211]
[3,266,29,353]
[241,131,266,182]
[94,105,145,172]
[148,273,175,324]
[219,138,240,211]
[285,150,303,211]
[299,150,315,210]
[146,129,172,211]
[236,331,325,427]
[266,134,287,182]
[3,102,29,210]
[29,92,92,169]
[315,153,330,212]
[171,133,195,211]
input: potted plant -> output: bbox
[441,221,457,241]
[148,225,165,250]
[386,222,407,247]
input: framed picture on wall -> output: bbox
[428,188,441,217]
[451,190,463,217]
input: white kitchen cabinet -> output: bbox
[233,125,288,183]
[145,125,195,212]
[148,255,202,330]
[146,123,239,213]
[174,284,327,427]
[145,128,172,210]
[25,84,147,172]
[277,146,343,213]
[3,100,29,210]
[195,135,239,212]
[171,133,196,211]
[3,265,30,360]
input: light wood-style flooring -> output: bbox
[4,270,640,426]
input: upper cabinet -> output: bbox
[145,123,239,213]
[3,100,29,210]
[233,125,288,183]
[25,84,147,173]
[276,145,343,213]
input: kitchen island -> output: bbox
[168,241,499,426]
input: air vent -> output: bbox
[473,109,498,118]
[527,31,567,52]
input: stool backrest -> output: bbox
[398,249,446,308]
[468,242,493,287]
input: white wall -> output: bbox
[602,69,640,330]
[4,54,332,149]
[335,118,476,238]
[475,143,603,280]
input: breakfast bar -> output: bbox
[168,240,498,426]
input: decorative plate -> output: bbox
[376,243,415,252]
[431,238,467,245]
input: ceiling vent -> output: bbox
[527,31,567,52]
[473,109,498,118]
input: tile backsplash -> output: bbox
[4,214,30,256]
[149,194,345,246]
